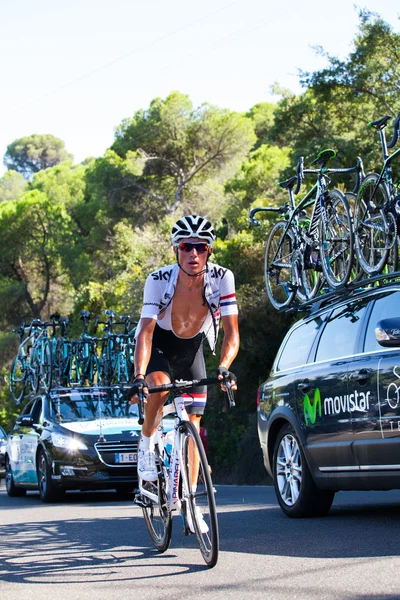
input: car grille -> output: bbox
[94,440,138,467]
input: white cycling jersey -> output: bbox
[139,262,238,352]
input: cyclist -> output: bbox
[129,215,239,524]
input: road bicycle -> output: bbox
[249,149,363,310]
[354,112,400,276]
[97,311,136,384]
[76,310,100,385]
[10,319,53,403]
[132,377,235,568]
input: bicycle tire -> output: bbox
[344,192,364,284]
[142,447,172,553]
[181,421,219,568]
[55,338,68,387]
[264,220,297,310]
[319,189,354,289]
[31,346,41,393]
[295,216,322,303]
[41,339,53,391]
[9,355,27,404]
[354,173,392,276]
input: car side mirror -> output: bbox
[375,318,400,347]
[16,415,34,427]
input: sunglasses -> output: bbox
[178,242,210,253]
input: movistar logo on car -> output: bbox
[304,387,371,425]
[304,389,321,425]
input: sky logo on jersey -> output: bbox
[304,388,321,425]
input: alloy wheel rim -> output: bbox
[38,454,47,494]
[276,433,302,506]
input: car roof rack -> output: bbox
[283,272,400,316]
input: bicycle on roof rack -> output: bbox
[10,318,54,403]
[354,112,400,276]
[249,149,363,311]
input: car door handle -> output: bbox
[297,380,311,393]
[352,370,371,382]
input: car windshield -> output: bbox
[49,389,139,422]
[0,426,6,439]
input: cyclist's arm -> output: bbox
[133,317,156,380]
[218,313,239,390]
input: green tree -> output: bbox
[0,170,26,202]
[270,11,400,173]
[4,134,73,179]
[109,91,256,216]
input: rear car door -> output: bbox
[351,289,400,468]
[10,398,41,485]
[299,300,368,470]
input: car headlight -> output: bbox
[51,434,87,451]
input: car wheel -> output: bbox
[37,449,64,503]
[273,424,335,518]
[5,456,26,497]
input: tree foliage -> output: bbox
[4,134,73,179]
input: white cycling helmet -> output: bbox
[171,215,216,246]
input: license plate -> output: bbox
[115,452,137,464]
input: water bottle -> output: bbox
[163,429,174,467]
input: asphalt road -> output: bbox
[1,482,400,600]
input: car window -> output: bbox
[315,301,367,362]
[364,290,400,352]
[21,399,35,417]
[276,317,324,371]
[0,426,6,438]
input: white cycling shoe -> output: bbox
[138,449,158,481]
[186,504,209,534]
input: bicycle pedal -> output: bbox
[133,493,148,508]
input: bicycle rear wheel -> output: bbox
[264,221,296,310]
[319,189,354,289]
[141,449,172,553]
[354,173,392,276]
[181,421,219,568]
[10,355,27,404]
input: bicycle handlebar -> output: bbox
[124,377,235,424]
[386,112,400,149]
[294,157,304,195]
[249,205,288,226]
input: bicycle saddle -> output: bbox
[277,175,298,190]
[368,115,391,130]
[311,148,336,167]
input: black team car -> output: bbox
[258,281,400,517]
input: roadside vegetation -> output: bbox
[1,10,399,483]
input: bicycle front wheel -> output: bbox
[264,221,296,310]
[142,449,172,553]
[354,173,392,276]
[319,189,354,289]
[10,355,27,403]
[181,421,219,568]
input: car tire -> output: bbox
[5,456,27,497]
[37,449,64,503]
[273,424,335,518]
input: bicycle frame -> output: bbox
[367,138,400,205]
[138,394,192,511]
